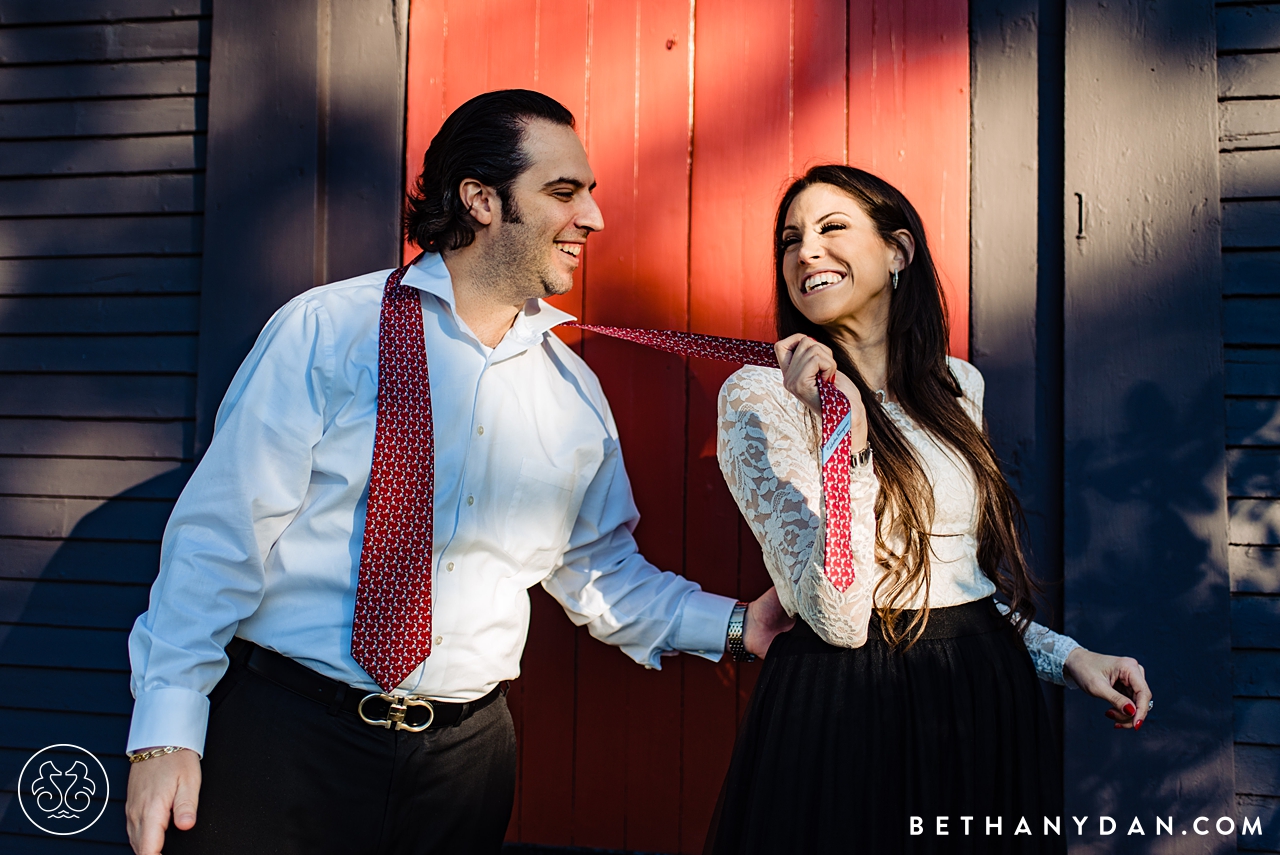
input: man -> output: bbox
[125,89,789,855]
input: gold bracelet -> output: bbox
[127,746,189,764]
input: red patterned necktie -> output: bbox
[567,323,858,591]
[351,270,861,692]
[352,262,435,692]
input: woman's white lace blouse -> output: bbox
[715,357,1079,685]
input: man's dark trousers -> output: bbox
[166,654,517,855]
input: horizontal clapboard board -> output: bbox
[1219,3,1280,824]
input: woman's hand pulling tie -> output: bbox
[775,334,868,450]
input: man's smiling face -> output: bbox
[488,119,604,299]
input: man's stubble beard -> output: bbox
[483,201,571,302]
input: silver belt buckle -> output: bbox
[357,692,435,732]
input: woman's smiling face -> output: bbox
[779,183,903,329]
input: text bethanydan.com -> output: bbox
[910,815,1262,838]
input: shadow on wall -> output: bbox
[195,0,408,455]
[0,470,190,851]
[1064,379,1226,603]
[1052,0,1249,847]
[1062,377,1236,840]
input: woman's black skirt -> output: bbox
[707,597,1066,855]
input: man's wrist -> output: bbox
[127,746,192,764]
[672,590,736,659]
[128,685,211,758]
[726,601,756,663]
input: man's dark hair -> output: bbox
[404,89,576,252]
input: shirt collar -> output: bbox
[401,251,577,350]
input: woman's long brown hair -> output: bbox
[773,165,1040,645]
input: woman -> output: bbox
[709,166,1151,854]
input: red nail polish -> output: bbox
[1134,719,1143,730]
[1114,723,1122,729]
[1124,703,1136,716]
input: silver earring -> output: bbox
[892,270,899,290]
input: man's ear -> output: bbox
[459,178,498,227]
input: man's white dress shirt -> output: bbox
[128,253,736,756]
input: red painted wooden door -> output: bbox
[404,2,969,850]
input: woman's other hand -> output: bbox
[1063,648,1153,730]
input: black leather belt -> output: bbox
[226,637,503,731]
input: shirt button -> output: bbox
[435,635,444,645]
[447,562,455,572]
[477,425,484,436]
[466,495,475,506]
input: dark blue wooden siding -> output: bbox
[1219,4,1280,851]
[0,1,210,850]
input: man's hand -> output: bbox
[743,587,796,659]
[1063,648,1153,730]
[126,748,201,855]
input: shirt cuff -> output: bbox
[127,686,211,758]
[1060,641,1084,689]
[673,590,737,661]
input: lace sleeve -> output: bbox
[994,603,1082,687]
[716,366,878,648]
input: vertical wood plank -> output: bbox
[323,0,409,282]
[441,0,491,109]
[847,0,970,357]
[969,0,1040,482]
[403,0,445,261]
[570,0,645,839]
[571,634,627,845]
[968,0,1067,744]
[626,4,693,848]
[533,0,591,346]
[793,0,848,170]
[1062,0,1234,847]
[196,0,320,451]
[683,0,791,849]
[513,588,579,845]
[484,0,538,89]
[574,1,692,851]
[569,0,639,844]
